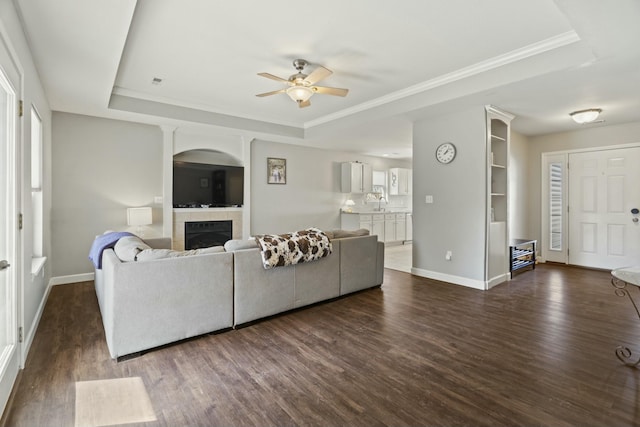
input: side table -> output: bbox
[611,266,640,366]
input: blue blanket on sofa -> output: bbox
[89,232,133,269]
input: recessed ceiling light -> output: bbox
[151,77,163,85]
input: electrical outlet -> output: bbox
[154,196,163,204]
[445,250,452,261]
[425,195,433,204]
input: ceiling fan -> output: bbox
[256,59,349,108]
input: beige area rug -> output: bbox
[75,377,156,427]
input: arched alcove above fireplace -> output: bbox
[173,149,244,209]
[162,129,251,248]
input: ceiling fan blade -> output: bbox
[298,100,311,108]
[304,65,332,85]
[313,86,349,97]
[257,72,290,83]
[256,88,286,97]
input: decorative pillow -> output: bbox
[136,245,225,262]
[223,239,259,252]
[256,228,332,269]
[113,236,151,262]
[330,229,370,239]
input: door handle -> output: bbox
[0,260,9,270]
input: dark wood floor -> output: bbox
[4,264,640,426]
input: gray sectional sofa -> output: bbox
[94,233,384,359]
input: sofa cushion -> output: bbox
[136,245,225,262]
[224,239,259,252]
[113,236,151,262]
[328,229,370,239]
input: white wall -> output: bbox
[527,121,640,246]
[509,131,530,240]
[412,107,487,284]
[0,0,53,367]
[50,119,411,275]
[250,139,411,235]
[51,112,162,277]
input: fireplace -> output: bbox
[184,220,232,250]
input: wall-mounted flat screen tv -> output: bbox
[173,161,244,208]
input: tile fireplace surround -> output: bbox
[173,208,243,251]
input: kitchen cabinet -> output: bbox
[342,213,371,233]
[395,213,406,242]
[359,215,372,232]
[357,214,372,233]
[384,214,395,242]
[341,212,410,243]
[341,162,373,193]
[389,168,412,195]
[372,214,384,239]
[384,213,408,243]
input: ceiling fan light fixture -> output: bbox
[286,85,314,103]
[570,108,602,124]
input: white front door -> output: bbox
[0,33,20,412]
[568,147,640,269]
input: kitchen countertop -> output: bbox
[342,209,412,214]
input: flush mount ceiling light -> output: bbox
[570,108,602,124]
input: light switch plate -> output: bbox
[425,195,434,204]
[154,196,163,204]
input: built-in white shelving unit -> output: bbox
[485,105,514,288]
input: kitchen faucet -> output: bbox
[377,196,387,212]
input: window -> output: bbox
[31,107,43,258]
[549,162,563,251]
[372,170,387,198]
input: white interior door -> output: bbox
[0,33,20,412]
[568,147,640,270]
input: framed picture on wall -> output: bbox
[267,157,286,184]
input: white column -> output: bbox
[242,137,253,238]
[161,126,176,240]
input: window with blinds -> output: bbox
[549,162,563,251]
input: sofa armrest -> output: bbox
[338,235,379,295]
[376,241,385,285]
[100,248,233,358]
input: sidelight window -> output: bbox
[549,162,563,251]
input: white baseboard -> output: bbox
[22,284,52,367]
[487,273,509,289]
[49,272,95,286]
[411,267,488,290]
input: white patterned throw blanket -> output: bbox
[256,228,332,269]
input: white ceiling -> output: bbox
[14,0,640,160]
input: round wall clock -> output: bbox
[435,142,457,164]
